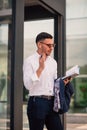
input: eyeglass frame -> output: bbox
[40,41,56,48]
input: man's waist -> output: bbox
[30,95,54,100]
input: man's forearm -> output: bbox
[36,67,43,78]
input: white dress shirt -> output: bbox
[23,52,57,96]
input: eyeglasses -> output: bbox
[40,42,56,48]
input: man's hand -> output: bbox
[63,77,72,86]
[36,53,47,77]
[39,53,46,70]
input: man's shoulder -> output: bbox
[49,56,57,64]
[24,53,36,63]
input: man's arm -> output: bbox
[36,53,46,77]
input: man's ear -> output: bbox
[37,42,42,49]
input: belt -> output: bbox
[31,95,54,100]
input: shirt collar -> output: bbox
[36,51,41,58]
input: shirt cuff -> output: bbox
[31,72,40,82]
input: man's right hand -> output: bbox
[36,53,47,77]
[39,53,46,70]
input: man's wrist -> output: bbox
[36,67,43,77]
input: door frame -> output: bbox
[11,0,66,130]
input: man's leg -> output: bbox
[28,116,45,130]
[45,112,64,130]
[27,97,48,130]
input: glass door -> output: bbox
[66,0,87,129]
[0,22,10,130]
[0,1,12,130]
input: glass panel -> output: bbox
[0,23,11,130]
[66,0,87,129]
[23,19,54,130]
[0,0,11,10]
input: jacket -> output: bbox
[53,78,74,114]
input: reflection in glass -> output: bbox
[66,0,87,112]
[66,0,87,129]
[0,0,12,10]
[0,24,10,130]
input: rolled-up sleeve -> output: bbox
[23,60,39,90]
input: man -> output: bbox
[23,32,69,130]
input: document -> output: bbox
[62,65,80,80]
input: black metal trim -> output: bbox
[10,0,24,130]
[54,13,66,130]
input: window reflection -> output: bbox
[0,24,10,130]
[0,0,11,10]
[0,24,8,101]
[66,0,87,111]
[66,0,87,129]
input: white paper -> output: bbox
[62,65,80,80]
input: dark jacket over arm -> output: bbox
[54,78,74,114]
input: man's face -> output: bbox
[38,38,55,56]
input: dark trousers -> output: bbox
[27,96,64,130]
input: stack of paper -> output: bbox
[62,65,80,80]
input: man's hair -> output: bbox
[36,32,53,43]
